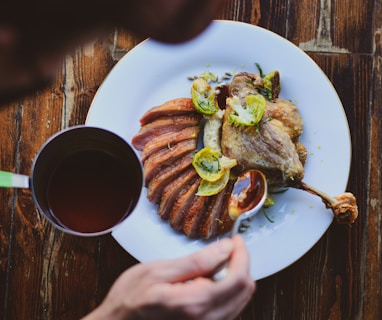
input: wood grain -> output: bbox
[0,0,380,319]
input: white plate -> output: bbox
[86,20,351,280]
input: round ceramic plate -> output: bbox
[86,20,351,280]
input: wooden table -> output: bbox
[0,0,380,318]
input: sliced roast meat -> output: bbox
[132,114,202,150]
[141,126,200,162]
[169,177,203,232]
[197,179,235,239]
[157,167,198,220]
[139,98,197,125]
[182,195,211,238]
[147,152,194,204]
[143,138,198,184]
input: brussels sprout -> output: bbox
[254,63,280,100]
[263,70,280,99]
[196,170,230,196]
[227,94,266,127]
[191,78,219,115]
[192,147,237,182]
[200,71,218,82]
[192,147,237,196]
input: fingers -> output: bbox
[100,236,254,320]
[202,235,255,319]
[219,235,255,295]
[159,235,255,320]
[143,235,254,286]
[151,238,235,283]
[226,235,252,277]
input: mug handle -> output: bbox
[0,171,29,188]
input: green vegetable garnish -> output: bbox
[192,147,237,182]
[196,170,230,196]
[200,71,217,82]
[192,148,237,196]
[255,63,265,78]
[262,208,275,223]
[191,78,219,115]
[254,84,273,100]
[254,63,280,100]
[227,94,266,127]
[263,70,280,99]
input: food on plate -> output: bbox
[132,113,202,150]
[132,97,235,238]
[295,182,358,224]
[191,78,219,115]
[141,126,200,162]
[203,109,225,152]
[192,147,237,196]
[228,169,268,220]
[139,97,197,125]
[222,72,306,187]
[131,67,358,239]
[143,138,198,183]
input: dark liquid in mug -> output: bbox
[47,150,135,233]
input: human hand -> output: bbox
[1,0,227,104]
[82,235,255,320]
[118,0,228,43]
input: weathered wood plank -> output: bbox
[289,0,374,53]
[0,101,21,320]
[0,0,380,319]
[363,1,382,317]
[3,82,64,319]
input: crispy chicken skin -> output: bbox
[221,72,305,187]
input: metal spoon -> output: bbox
[214,169,267,280]
[228,169,268,236]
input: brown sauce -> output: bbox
[232,170,266,214]
[46,150,137,233]
[216,84,229,109]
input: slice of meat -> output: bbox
[197,179,235,239]
[143,138,198,184]
[140,98,196,125]
[141,126,200,162]
[147,152,194,204]
[132,114,202,150]
[182,194,210,238]
[157,167,198,220]
[168,177,203,232]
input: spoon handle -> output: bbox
[0,171,29,188]
[230,217,244,237]
[213,217,245,281]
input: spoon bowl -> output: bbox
[213,170,267,281]
[228,169,268,236]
